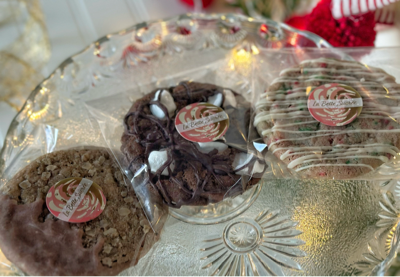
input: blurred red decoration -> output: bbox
[230,26,241,34]
[285,15,308,30]
[122,45,136,59]
[178,27,192,35]
[259,23,269,38]
[285,0,376,47]
[179,0,215,8]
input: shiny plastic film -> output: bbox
[0,119,161,275]
[252,47,400,181]
[85,50,266,225]
[3,12,400,275]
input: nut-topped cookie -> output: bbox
[0,148,157,276]
[122,81,263,208]
[254,58,400,179]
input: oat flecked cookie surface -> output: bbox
[254,58,400,179]
[0,148,157,276]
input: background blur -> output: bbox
[1,0,400,149]
[33,0,400,74]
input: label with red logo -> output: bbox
[175,103,229,143]
[46,177,106,223]
[307,83,363,127]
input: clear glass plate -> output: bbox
[169,183,262,225]
[0,13,398,276]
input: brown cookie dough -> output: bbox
[0,148,157,275]
[121,81,261,208]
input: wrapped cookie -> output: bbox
[121,81,264,208]
[0,147,159,275]
[252,48,400,180]
[88,82,264,210]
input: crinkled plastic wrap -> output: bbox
[86,49,265,216]
[252,47,400,181]
[0,118,161,275]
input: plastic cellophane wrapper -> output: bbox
[0,113,163,275]
[86,48,264,215]
[252,47,400,181]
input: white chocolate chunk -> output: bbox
[252,161,264,174]
[223,89,237,108]
[150,90,177,119]
[150,105,165,119]
[208,93,223,107]
[232,153,254,173]
[148,150,173,176]
[196,142,228,153]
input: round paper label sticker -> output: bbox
[175,103,229,143]
[46,177,106,223]
[307,83,363,127]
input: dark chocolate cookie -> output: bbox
[121,82,262,208]
[0,148,157,275]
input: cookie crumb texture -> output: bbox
[0,148,156,276]
[254,58,400,179]
[122,82,260,207]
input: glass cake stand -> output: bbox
[169,184,262,225]
[0,13,399,276]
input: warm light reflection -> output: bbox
[26,87,51,121]
[306,86,312,95]
[386,225,397,254]
[236,48,249,58]
[40,87,48,94]
[293,203,332,249]
[290,33,299,46]
[12,133,34,148]
[388,115,397,123]
[251,45,259,55]
[359,85,372,100]
[383,86,389,94]
[228,48,252,71]
[154,36,162,46]
[29,104,50,120]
